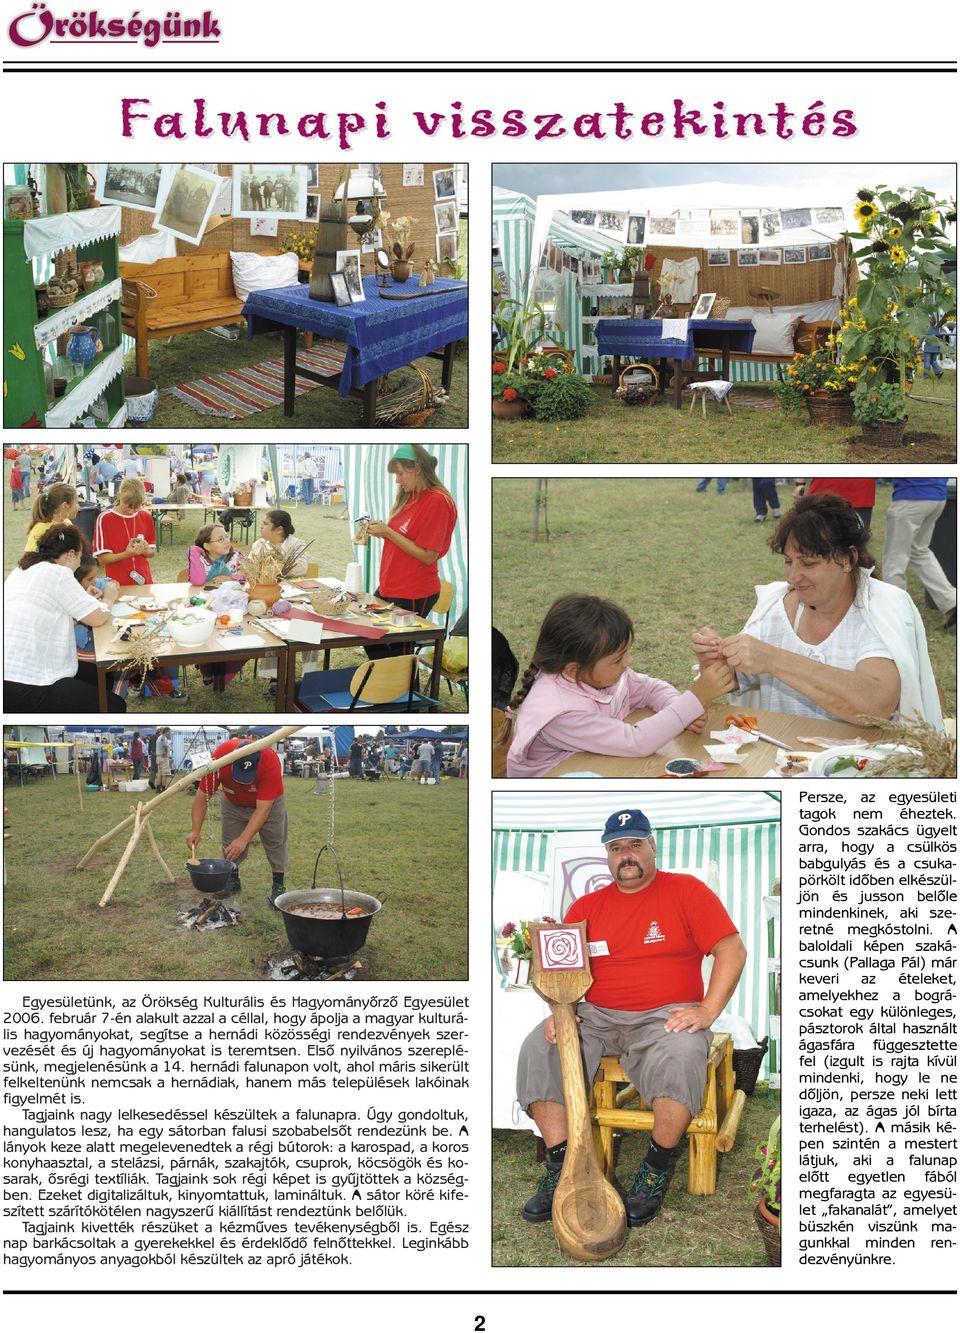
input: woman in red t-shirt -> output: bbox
[93,478,157,585]
[364,444,458,617]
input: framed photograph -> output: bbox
[807,243,833,261]
[626,214,646,245]
[154,164,221,244]
[761,210,781,239]
[434,200,458,233]
[598,211,627,233]
[758,248,782,265]
[335,249,364,302]
[814,207,844,224]
[710,212,739,236]
[780,208,812,231]
[403,164,425,187]
[570,209,597,227]
[783,246,807,265]
[329,271,352,307]
[649,215,677,236]
[691,293,716,319]
[303,194,320,222]
[737,248,760,267]
[740,214,760,245]
[305,164,319,189]
[361,228,382,255]
[707,249,730,267]
[436,231,458,262]
[232,164,308,220]
[433,167,457,200]
[96,162,163,213]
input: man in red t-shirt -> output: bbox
[516,808,746,1229]
[187,738,288,908]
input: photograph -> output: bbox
[491,476,954,780]
[710,212,739,236]
[758,247,782,264]
[335,249,364,302]
[691,292,716,319]
[649,215,677,235]
[96,162,164,213]
[232,164,308,219]
[779,207,812,231]
[3,723,469,982]
[783,246,807,264]
[403,163,425,187]
[437,231,458,261]
[815,206,845,223]
[807,243,834,261]
[434,199,459,233]
[329,270,351,306]
[706,248,730,266]
[492,788,781,1267]
[737,248,760,266]
[760,210,781,238]
[306,163,319,188]
[598,211,627,232]
[626,214,646,245]
[570,209,597,226]
[433,166,457,199]
[741,214,760,245]
[304,194,319,222]
[154,163,221,245]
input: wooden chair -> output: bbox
[591,1032,747,1196]
[294,656,435,713]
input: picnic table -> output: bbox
[595,318,756,408]
[545,704,885,778]
[242,274,468,425]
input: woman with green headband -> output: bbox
[363,445,458,643]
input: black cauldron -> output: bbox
[274,846,384,957]
[185,857,237,898]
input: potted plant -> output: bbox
[774,345,862,426]
[499,918,556,985]
[840,185,956,446]
[619,245,645,282]
[749,1115,781,1265]
[492,363,533,419]
[601,249,622,284]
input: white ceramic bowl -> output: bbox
[166,608,216,647]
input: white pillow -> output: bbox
[749,310,802,356]
[230,250,300,302]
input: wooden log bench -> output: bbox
[591,1031,747,1196]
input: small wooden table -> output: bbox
[92,582,290,713]
[546,705,885,778]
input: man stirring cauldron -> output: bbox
[186,737,289,909]
[516,808,746,1228]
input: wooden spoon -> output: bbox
[530,921,627,1262]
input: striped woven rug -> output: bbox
[164,343,347,419]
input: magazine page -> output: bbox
[1,10,957,1328]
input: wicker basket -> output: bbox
[47,284,78,309]
[615,361,659,406]
[376,363,437,427]
[806,392,854,427]
[732,1036,769,1096]
[712,297,732,320]
[861,416,907,447]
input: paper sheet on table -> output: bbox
[703,744,745,764]
[261,617,325,645]
[216,634,266,649]
[710,726,754,746]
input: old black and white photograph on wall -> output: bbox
[96,163,164,213]
[154,164,221,245]
[232,164,307,219]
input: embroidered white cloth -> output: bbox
[43,346,123,428]
[23,206,122,262]
[34,279,122,349]
[660,255,700,302]
[661,317,689,342]
[686,379,734,402]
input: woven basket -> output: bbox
[47,286,78,309]
[753,1200,781,1266]
[712,297,732,320]
[615,361,659,406]
[861,416,907,447]
[733,1036,769,1096]
[806,393,854,427]
[376,363,437,427]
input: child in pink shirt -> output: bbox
[506,595,735,778]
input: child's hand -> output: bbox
[692,659,737,704]
[685,716,706,735]
[692,625,724,662]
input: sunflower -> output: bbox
[856,188,876,203]
[887,226,903,240]
[889,245,907,265]
[854,200,878,228]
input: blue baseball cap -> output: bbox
[232,751,262,784]
[601,809,652,844]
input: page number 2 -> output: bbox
[475,1320,485,1331]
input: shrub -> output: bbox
[532,373,595,421]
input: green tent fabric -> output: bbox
[341,444,468,627]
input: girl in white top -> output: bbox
[247,509,310,685]
[693,493,914,726]
[3,524,122,713]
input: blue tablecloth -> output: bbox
[243,275,469,395]
[595,318,755,361]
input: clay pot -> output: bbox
[246,581,283,608]
[390,260,413,282]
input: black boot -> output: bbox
[522,1164,562,1222]
[267,875,286,910]
[625,1162,669,1227]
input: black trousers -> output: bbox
[364,590,440,660]
[4,662,126,713]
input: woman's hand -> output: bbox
[692,625,724,663]
[692,659,737,705]
[719,633,774,676]
[364,520,389,540]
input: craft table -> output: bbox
[278,602,447,708]
[546,705,885,778]
[595,318,755,408]
[92,582,290,713]
[243,274,469,426]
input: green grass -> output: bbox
[125,333,467,431]
[493,478,956,714]
[2,773,467,981]
[3,482,465,715]
[492,1086,779,1267]
[492,371,956,463]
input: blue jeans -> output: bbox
[752,479,780,516]
[922,349,943,378]
[301,478,315,505]
[20,470,30,498]
[696,478,726,494]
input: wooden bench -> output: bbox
[697,319,835,382]
[121,251,276,378]
[591,1031,747,1196]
